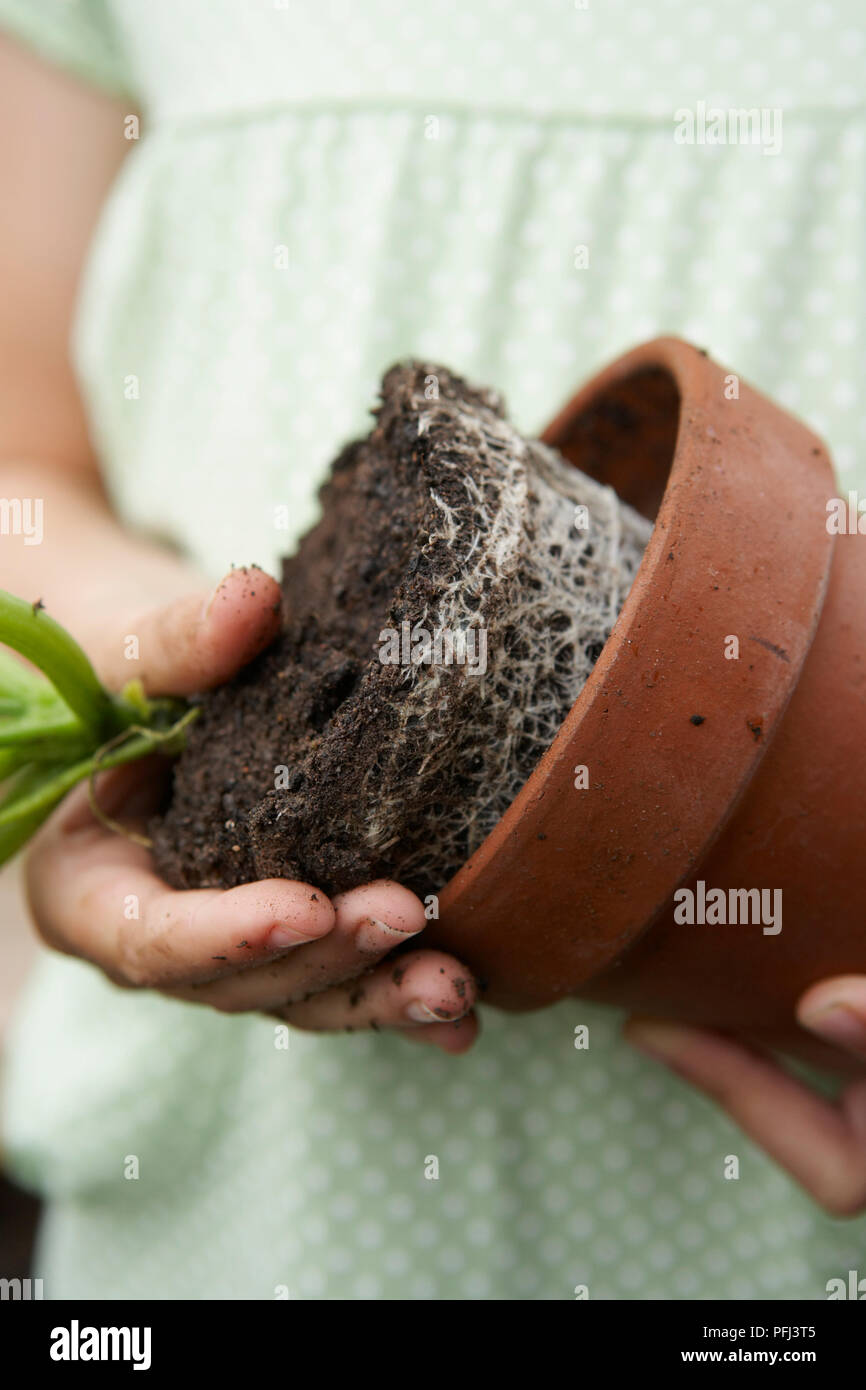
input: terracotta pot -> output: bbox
[428,337,865,1071]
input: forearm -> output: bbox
[0,458,202,673]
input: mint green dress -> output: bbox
[1,0,864,1299]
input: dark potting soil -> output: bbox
[152,363,518,897]
[151,360,649,899]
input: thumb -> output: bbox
[94,567,282,697]
[797,977,866,1061]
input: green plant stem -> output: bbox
[0,707,199,867]
[0,735,159,866]
[0,763,71,863]
[0,591,200,864]
[0,590,118,739]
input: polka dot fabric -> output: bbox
[1,0,864,1299]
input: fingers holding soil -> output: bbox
[166,884,427,1013]
[272,949,477,1034]
[123,878,336,988]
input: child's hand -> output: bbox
[23,572,478,1054]
[625,988,866,1214]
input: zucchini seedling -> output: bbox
[0,589,198,865]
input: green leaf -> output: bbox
[0,745,33,783]
[0,707,88,747]
[0,645,56,703]
[0,592,199,864]
[0,760,73,863]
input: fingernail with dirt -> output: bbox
[800,1002,866,1057]
[355,916,421,953]
[406,1000,456,1023]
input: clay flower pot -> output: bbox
[429,337,865,1071]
